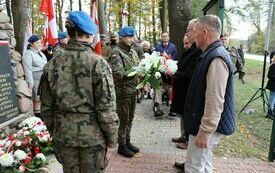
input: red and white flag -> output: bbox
[90,0,102,55]
[40,0,58,48]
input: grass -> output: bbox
[215,59,274,160]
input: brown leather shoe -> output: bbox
[176,142,188,149]
[174,162,185,170]
[172,137,186,143]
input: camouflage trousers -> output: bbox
[55,144,107,173]
[234,57,245,80]
[116,95,136,145]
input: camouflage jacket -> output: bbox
[39,39,119,147]
[227,46,244,72]
[108,43,140,99]
[52,43,66,57]
[132,43,144,60]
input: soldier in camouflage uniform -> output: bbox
[52,32,69,57]
[221,34,245,84]
[108,27,140,158]
[39,11,119,173]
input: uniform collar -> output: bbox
[66,39,93,51]
[118,42,131,53]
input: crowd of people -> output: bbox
[19,9,263,173]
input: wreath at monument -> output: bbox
[0,117,53,172]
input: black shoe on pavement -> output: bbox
[168,112,177,117]
[117,145,135,158]
[127,143,140,153]
[172,137,187,143]
[174,162,185,170]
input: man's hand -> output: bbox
[195,134,208,148]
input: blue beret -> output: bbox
[28,35,40,43]
[118,27,136,37]
[58,32,68,39]
[68,11,98,35]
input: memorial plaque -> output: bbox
[0,41,19,123]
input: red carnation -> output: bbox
[24,157,31,164]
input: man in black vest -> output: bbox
[170,19,202,152]
[179,15,236,173]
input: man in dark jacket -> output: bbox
[155,32,177,60]
[266,53,275,119]
[170,19,202,153]
[180,15,236,173]
[238,44,245,65]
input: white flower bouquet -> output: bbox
[0,117,53,172]
[127,51,178,89]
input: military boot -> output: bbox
[127,142,140,153]
[117,145,135,158]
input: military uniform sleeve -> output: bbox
[108,51,125,83]
[39,68,55,135]
[94,59,119,148]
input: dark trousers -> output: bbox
[117,95,136,145]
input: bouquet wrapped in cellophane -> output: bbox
[127,51,178,89]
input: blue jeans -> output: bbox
[269,91,275,110]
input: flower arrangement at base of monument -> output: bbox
[0,117,53,173]
[127,51,178,89]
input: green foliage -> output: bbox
[269,24,275,51]
[248,31,265,54]
[216,59,272,159]
[190,0,207,18]
[31,0,44,37]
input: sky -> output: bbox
[226,0,269,40]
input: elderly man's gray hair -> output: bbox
[141,40,150,48]
[198,15,221,35]
[188,18,198,25]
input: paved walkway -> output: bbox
[105,99,275,173]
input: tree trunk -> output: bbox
[138,2,142,39]
[127,2,134,26]
[11,0,31,55]
[168,0,190,58]
[98,0,107,37]
[69,0,73,11]
[159,0,168,32]
[116,0,123,28]
[56,0,64,31]
[6,0,12,22]
[106,0,111,34]
[152,0,156,44]
[79,0,82,11]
